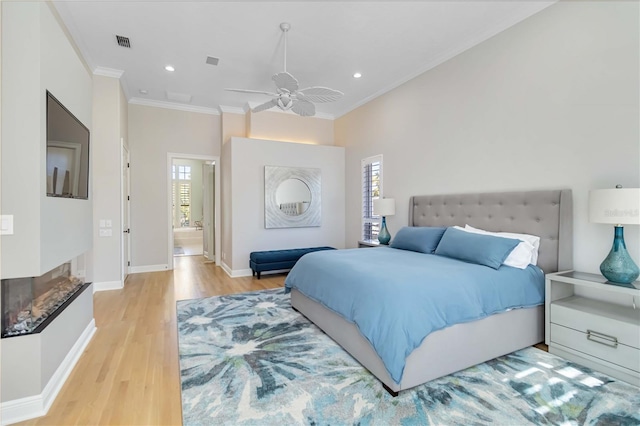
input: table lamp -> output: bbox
[589,185,640,284]
[373,198,395,245]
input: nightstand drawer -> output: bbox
[550,324,640,373]
[550,296,640,349]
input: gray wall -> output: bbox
[335,0,640,274]
[128,104,220,269]
[90,75,128,285]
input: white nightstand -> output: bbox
[545,271,640,386]
[358,240,382,248]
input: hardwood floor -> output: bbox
[18,256,284,426]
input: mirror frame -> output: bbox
[265,166,321,228]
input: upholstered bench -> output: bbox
[250,247,336,279]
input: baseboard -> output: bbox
[0,319,97,425]
[129,264,169,274]
[220,261,233,277]
[93,280,123,292]
[220,261,252,278]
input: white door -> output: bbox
[202,163,215,260]
[122,143,130,281]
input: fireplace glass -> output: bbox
[1,263,84,337]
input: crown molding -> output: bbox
[128,98,220,115]
[333,1,555,118]
[93,66,124,79]
[218,104,249,115]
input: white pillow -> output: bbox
[465,225,540,265]
[458,225,535,269]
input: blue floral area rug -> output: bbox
[177,289,640,425]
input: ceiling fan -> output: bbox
[225,23,344,117]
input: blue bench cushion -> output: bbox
[250,247,335,264]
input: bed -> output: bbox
[286,189,573,395]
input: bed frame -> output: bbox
[291,189,573,395]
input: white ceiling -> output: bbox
[54,1,555,119]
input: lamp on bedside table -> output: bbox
[373,198,395,245]
[589,185,640,284]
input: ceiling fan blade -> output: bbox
[272,72,299,93]
[251,98,278,113]
[225,88,278,96]
[291,99,316,117]
[297,86,344,103]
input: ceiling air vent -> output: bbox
[116,35,131,48]
[206,56,219,66]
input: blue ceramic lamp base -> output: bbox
[378,217,391,245]
[600,226,640,284]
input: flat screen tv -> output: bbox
[46,91,90,199]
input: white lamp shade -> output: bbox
[589,188,640,225]
[373,198,395,217]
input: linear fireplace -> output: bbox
[1,262,89,337]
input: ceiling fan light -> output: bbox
[353,72,362,79]
[165,65,175,72]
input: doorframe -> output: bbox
[167,153,221,270]
[202,162,215,261]
[121,139,131,282]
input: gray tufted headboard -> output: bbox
[409,189,573,274]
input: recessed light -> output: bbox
[139,89,148,95]
[165,65,175,72]
[353,72,362,79]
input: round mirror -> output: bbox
[275,178,311,216]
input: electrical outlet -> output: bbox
[99,229,112,237]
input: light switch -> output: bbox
[99,219,106,228]
[1,215,14,235]
[105,219,112,228]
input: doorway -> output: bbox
[167,153,220,270]
[172,158,205,257]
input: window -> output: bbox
[172,164,192,227]
[176,165,191,180]
[179,183,191,226]
[361,155,382,241]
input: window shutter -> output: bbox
[361,155,383,241]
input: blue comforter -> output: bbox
[284,247,544,384]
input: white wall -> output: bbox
[128,104,220,269]
[1,2,93,279]
[248,110,335,145]
[335,0,639,274]
[223,137,345,274]
[90,75,127,286]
